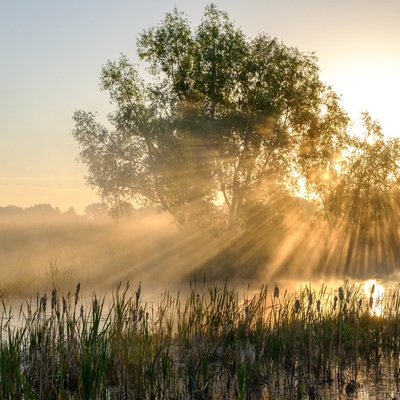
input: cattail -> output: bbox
[80,304,84,319]
[369,295,374,309]
[371,284,375,295]
[316,299,321,312]
[75,282,81,305]
[274,285,280,299]
[51,288,57,310]
[41,294,47,313]
[295,299,300,313]
[93,295,98,314]
[333,295,338,311]
[136,283,141,306]
[358,299,362,310]
[338,287,344,301]
[308,293,313,306]
[62,296,67,315]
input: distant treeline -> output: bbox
[0,202,154,223]
[0,203,178,297]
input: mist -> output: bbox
[1,198,399,303]
[0,202,292,298]
[0,205,185,298]
[0,204,231,298]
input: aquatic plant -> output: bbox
[0,278,399,398]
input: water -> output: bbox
[105,369,400,399]
[262,370,400,399]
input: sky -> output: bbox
[1,0,399,214]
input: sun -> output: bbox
[324,56,400,139]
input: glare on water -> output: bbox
[363,279,384,316]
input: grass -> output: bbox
[0,278,399,399]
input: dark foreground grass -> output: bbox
[0,278,399,399]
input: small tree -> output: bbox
[325,113,400,273]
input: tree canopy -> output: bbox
[72,4,349,233]
[72,4,400,278]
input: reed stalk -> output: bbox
[0,278,399,398]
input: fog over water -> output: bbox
[3,203,400,399]
[1,202,398,305]
[0,206,183,299]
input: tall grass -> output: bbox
[0,278,399,398]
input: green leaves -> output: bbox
[72,4,350,235]
[193,4,248,117]
[101,55,144,105]
[137,7,194,101]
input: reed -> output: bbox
[0,278,400,398]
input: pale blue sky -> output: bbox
[1,1,399,213]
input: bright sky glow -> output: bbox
[1,0,399,213]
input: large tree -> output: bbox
[72,4,349,234]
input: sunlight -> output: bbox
[328,58,400,138]
[349,115,382,146]
[349,118,370,143]
[365,135,376,146]
[363,279,384,316]
[295,176,307,198]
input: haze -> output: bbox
[1,0,399,212]
[0,1,400,302]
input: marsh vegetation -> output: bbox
[2,203,400,399]
[1,278,400,399]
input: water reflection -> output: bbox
[363,279,385,316]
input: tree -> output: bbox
[281,112,400,277]
[72,4,348,235]
[322,113,400,274]
[84,202,110,220]
[64,206,77,216]
[25,204,62,218]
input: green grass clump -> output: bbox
[0,278,400,398]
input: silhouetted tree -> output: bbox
[0,205,24,217]
[63,207,77,217]
[25,204,62,218]
[71,4,348,235]
[84,202,110,220]
[325,113,400,273]
[302,113,400,274]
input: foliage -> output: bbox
[315,113,400,273]
[321,113,400,228]
[71,4,349,233]
[84,202,110,220]
[1,279,400,398]
[70,4,400,278]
